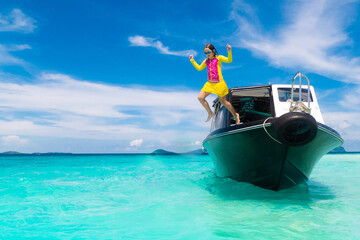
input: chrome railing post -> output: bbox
[290,72,311,109]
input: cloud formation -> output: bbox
[129,35,197,57]
[230,0,360,84]
[0,7,208,152]
[323,112,360,140]
[0,8,34,66]
[0,73,210,148]
[129,139,143,147]
[0,73,202,118]
[1,135,29,146]
[0,9,36,33]
[0,44,31,65]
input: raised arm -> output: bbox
[189,55,206,71]
[218,44,232,63]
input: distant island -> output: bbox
[150,149,208,155]
[151,149,179,155]
[1,151,25,155]
[329,146,346,153]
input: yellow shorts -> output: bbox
[201,79,229,97]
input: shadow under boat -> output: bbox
[203,72,344,191]
[198,170,336,204]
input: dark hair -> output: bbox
[204,43,218,56]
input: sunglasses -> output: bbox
[204,50,212,55]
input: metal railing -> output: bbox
[290,72,311,113]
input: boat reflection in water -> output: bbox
[203,73,344,191]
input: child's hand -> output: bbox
[189,55,194,60]
[227,44,232,51]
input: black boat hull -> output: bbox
[203,122,343,191]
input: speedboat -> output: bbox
[203,72,344,191]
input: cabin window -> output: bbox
[278,88,313,102]
[230,87,272,124]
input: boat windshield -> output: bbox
[229,87,272,125]
[278,88,313,102]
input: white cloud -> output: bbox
[128,35,153,47]
[0,73,212,143]
[0,9,36,33]
[1,44,32,52]
[1,135,29,146]
[323,112,360,141]
[128,35,197,57]
[230,0,360,84]
[339,86,360,110]
[0,44,30,65]
[0,118,152,139]
[0,10,34,66]
[129,139,143,147]
[0,73,202,118]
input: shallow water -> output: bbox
[0,153,359,239]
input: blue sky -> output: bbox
[0,0,359,153]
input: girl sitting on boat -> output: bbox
[189,43,240,124]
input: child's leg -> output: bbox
[198,91,215,122]
[219,96,240,124]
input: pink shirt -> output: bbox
[190,51,232,83]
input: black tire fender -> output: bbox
[273,112,318,146]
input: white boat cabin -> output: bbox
[272,84,324,123]
[211,84,324,132]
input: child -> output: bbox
[189,43,240,124]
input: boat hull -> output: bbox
[203,123,343,191]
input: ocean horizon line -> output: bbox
[0,149,209,156]
[1,151,358,156]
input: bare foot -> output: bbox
[235,113,240,125]
[205,112,215,122]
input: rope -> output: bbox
[262,117,282,144]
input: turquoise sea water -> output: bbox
[0,153,359,239]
